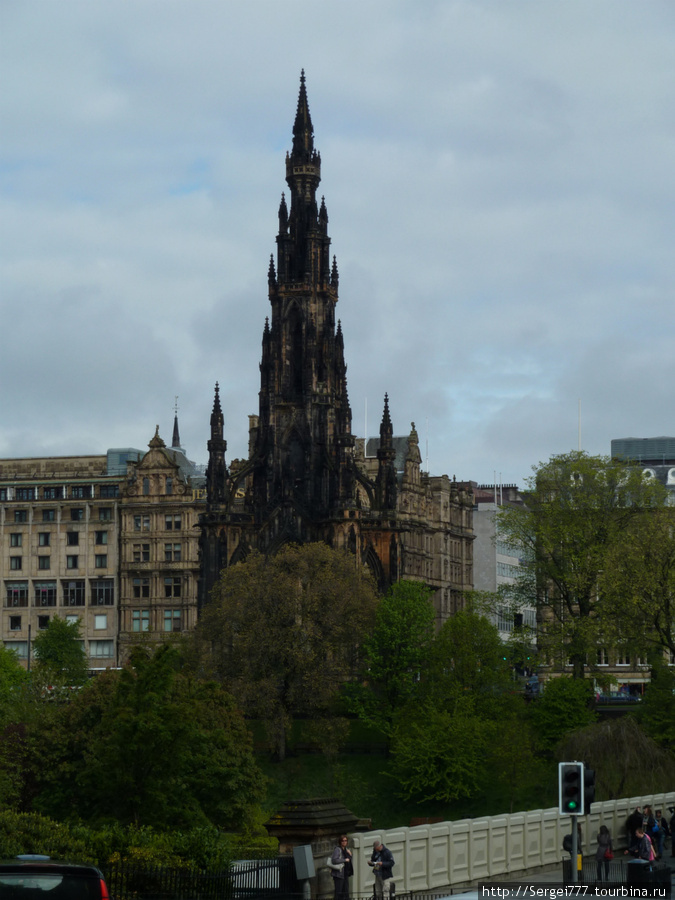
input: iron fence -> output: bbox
[101,854,301,900]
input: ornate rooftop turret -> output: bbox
[206,382,227,505]
[375,394,397,510]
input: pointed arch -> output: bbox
[229,540,250,567]
[363,542,385,592]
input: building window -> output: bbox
[91,579,114,606]
[14,510,28,524]
[616,651,630,666]
[164,577,181,598]
[43,486,63,500]
[38,532,51,547]
[0,488,6,501]
[165,476,173,495]
[9,616,21,632]
[95,531,108,545]
[42,509,56,522]
[71,508,84,522]
[133,515,150,531]
[133,543,150,563]
[10,533,22,547]
[10,557,22,571]
[6,583,28,608]
[63,581,85,607]
[164,543,181,562]
[35,582,57,607]
[133,578,150,599]
[65,614,80,626]
[89,640,114,658]
[15,487,36,501]
[4,642,28,659]
[94,614,107,630]
[163,609,181,633]
[71,485,90,500]
[99,485,119,499]
[165,515,182,531]
[38,615,50,630]
[94,554,107,568]
[98,507,112,521]
[38,556,51,570]
[142,477,150,496]
[66,555,79,570]
[132,609,150,632]
[66,532,79,546]
[596,648,609,666]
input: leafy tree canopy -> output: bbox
[192,543,379,759]
[0,645,28,719]
[636,660,675,752]
[497,452,668,677]
[389,696,490,803]
[388,608,538,806]
[601,506,675,659]
[343,580,435,734]
[33,645,265,830]
[557,715,675,800]
[528,675,596,751]
[32,616,89,689]
[427,607,514,710]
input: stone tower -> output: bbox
[199,73,474,619]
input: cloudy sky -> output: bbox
[2,1,674,488]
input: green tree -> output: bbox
[0,645,28,719]
[389,609,533,805]
[343,580,435,734]
[427,607,514,706]
[0,646,55,812]
[601,506,675,660]
[32,616,89,689]
[389,696,489,803]
[33,645,265,829]
[557,715,675,799]
[528,675,596,752]
[497,452,667,677]
[193,543,379,759]
[636,661,675,751]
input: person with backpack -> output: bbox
[625,826,655,862]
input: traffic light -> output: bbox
[559,762,584,815]
[583,767,596,814]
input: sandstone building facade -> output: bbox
[0,423,204,669]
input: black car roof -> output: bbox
[0,858,103,876]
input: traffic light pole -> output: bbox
[570,814,578,884]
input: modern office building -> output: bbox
[472,482,536,639]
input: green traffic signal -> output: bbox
[559,762,583,816]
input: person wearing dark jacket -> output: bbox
[329,835,353,900]
[368,840,395,899]
[595,826,613,881]
[624,827,654,862]
[626,807,643,845]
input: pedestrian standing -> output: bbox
[595,825,613,882]
[368,840,395,899]
[329,835,353,900]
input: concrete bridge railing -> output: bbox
[348,791,675,894]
